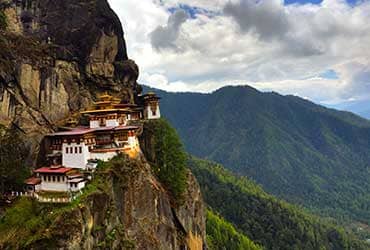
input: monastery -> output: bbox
[24,92,161,201]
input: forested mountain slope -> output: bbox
[144,85,370,223]
[189,157,368,249]
[206,210,261,250]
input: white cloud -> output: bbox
[150,9,189,51]
[108,0,370,109]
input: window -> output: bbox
[52,176,55,182]
[75,183,77,188]
[48,176,51,182]
[57,176,60,182]
[75,147,78,153]
[66,147,68,154]
[100,118,106,126]
[43,176,47,181]
[79,146,82,154]
[70,147,73,153]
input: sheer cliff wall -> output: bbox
[0,0,141,162]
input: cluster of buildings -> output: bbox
[24,92,161,201]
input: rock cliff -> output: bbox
[0,1,206,249]
[0,0,141,163]
[0,155,206,250]
[25,155,205,250]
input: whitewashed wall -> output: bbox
[62,143,90,169]
[90,120,100,128]
[128,136,139,148]
[145,105,161,119]
[69,181,86,192]
[40,177,69,192]
[106,119,119,127]
[90,151,117,161]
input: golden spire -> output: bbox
[98,91,112,101]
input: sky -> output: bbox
[108,0,370,112]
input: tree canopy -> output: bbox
[206,209,261,250]
[0,125,29,193]
[149,119,188,203]
[189,157,368,250]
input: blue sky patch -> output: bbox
[168,4,197,19]
[320,69,339,80]
[168,4,218,19]
[284,0,322,4]
[284,0,360,5]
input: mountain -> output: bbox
[144,85,370,223]
[189,156,368,249]
[0,0,141,164]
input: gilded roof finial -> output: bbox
[99,91,111,99]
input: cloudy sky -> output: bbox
[108,0,370,113]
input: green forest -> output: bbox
[206,210,261,250]
[189,156,368,249]
[148,85,370,224]
[140,119,188,203]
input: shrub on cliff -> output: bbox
[146,119,187,203]
[0,198,59,248]
[0,125,29,193]
[0,11,6,30]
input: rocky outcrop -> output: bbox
[0,2,207,249]
[29,155,205,250]
[0,0,140,163]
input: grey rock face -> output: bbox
[0,0,140,163]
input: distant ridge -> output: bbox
[143,84,370,223]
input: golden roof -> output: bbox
[81,108,130,114]
[143,92,160,101]
[97,92,121,104]
[81,92,143,115]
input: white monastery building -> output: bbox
[25,92,161,200]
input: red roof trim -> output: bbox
[68,178,85,183]
[34,167,72,174]
[24,177,41,185]
[47,125,139,137]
